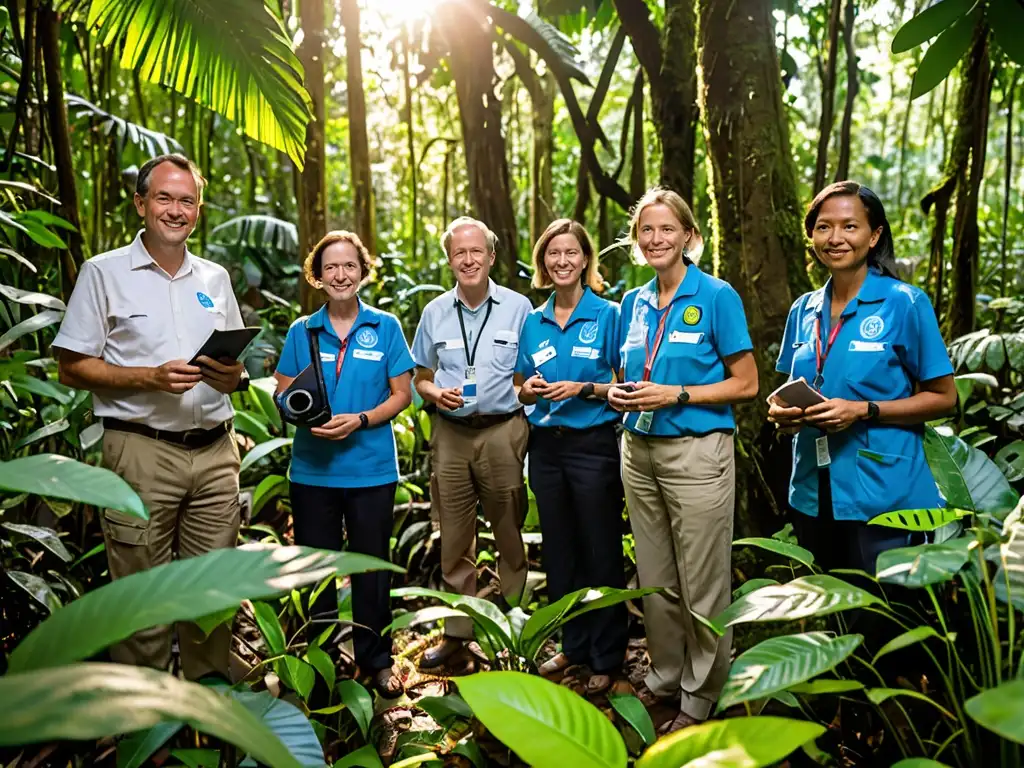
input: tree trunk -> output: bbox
[630,70,645,199]
[1000,72,1017,297]
[698,0,811,534]
[401,27,417,266]
[613,0,697,202]
[530,68,555,246]
[340,0,374,253]
[833,0,857,182]
[813,0,842,192]
[297,0,327,314]
[38,2,82,294]
[438,2,519,283]
[922,28,991,339]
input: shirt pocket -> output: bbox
[492,330,519,371]
[845,342,905,400]
[109,303,159,358]
[436,339,466,373]
[856,449,913,515]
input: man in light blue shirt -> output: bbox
[412,216,532,668]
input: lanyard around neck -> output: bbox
[456,298,493,368]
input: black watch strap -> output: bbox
[677,388,690,405]
[578,382,595,399]
[866,401,880,422]
[234,374,250,393]
[358,412,369,429]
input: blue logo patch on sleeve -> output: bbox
[196,292,215,309]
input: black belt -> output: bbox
[103,418,230,449]
[439,410,520,430]
[531,421,618,438]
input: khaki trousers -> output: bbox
[621,430,735,719]
[432,412,529,638]
[100,428,241,681]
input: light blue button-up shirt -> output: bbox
[411,279,532,415]
[776,267,954,522]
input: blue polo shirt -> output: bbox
[514,288,620,430]
[276,301,415,489]
[776,268,954,522]
[619,264,753,437]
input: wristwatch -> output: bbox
[677,387,690,406]
[233,374,250,393]
[865,401,880,422]
[578,382,595,399]
[358,413,369,429]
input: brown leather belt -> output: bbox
[103,418,230,449]
[439,410,520,430]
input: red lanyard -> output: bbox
[334,338,349,385]
[813,316,844,387]
[643,310,671,382]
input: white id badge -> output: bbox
[815,436,831,467]
[636,411,654,433]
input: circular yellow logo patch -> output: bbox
[683,305,702,325]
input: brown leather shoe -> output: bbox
[419,637,464,669]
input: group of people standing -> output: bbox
[51,153,957,734]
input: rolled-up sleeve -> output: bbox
[411,307,437,370]
[52,261,108,358]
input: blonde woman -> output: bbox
[608,189,758,733]
[516,219,626,694]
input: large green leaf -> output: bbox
[65,94,184,157]
[456,671,626,767]
[227,688,325,767]
[2,522,72,562]
[714,575,881,630]
[0,454,146,519]
[73,0,312,167]
[733,537,815,569]
[872,626,943,664]
[867,507,971,532]
[117,721,185,768]
[336,680,373,740]
[875,537,975,587]
[890,760,954,767]
[0,663,302,768]
[634,716,825,768]
[6,571,62,612]
[8,544,401,673]
[990,0,1024,66]
[866,688,954,719]
[391,586,514,651]
[995,440,1024,483]
[241,437,293,472]
[0,283,66,311]
[925,426,1017,518]
[0,309,64,351]
[909,5,981,100]
[717,633,863,711]
[965,679,1024,744]
[891,0,974,52]
[607,693,656,746]
[990,517,1024,610]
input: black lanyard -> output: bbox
[456,298,493,368]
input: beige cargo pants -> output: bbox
[100,428,241,681]
[622,430,735,720]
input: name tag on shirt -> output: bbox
[571,346,600,359]
[443,338,465,350]
[320,352,336,362]
[669,331,703,344]
[532,346,557,366]
[353,349,384,362]
[850,340,886,352]
[815,436,831,467]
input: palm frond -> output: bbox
[65,94,183,158]
[67,0,312,168]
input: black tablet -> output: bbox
[188,327,262,366]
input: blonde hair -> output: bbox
[303,230,375,287]
[440,216,497,257]
[531,219,603,292]
[628,187,701,263]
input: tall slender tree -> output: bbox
[340,0,375,253]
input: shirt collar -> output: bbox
[454,278,499,310]
[811,267,889,318]
[128,229,194,277]
[306,298,379,339]
[541,286,601,326]
[637,263,702,309]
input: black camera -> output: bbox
[277,322,332,428]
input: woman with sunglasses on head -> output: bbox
[770,181,956,573]
[515,219,627,696]
[608,188,759,734]
[274,231,414,700]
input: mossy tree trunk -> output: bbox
[340,0,375,256]
[698,0,811,534]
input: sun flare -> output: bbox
[364,0,444,23]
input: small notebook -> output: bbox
[767,377,826,409]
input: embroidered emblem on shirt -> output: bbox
[682,305,702,326]
[539,339,551,349]
[356,328,378,348]
[196,292,215,310]
[578,322,599,344]
[860,315,885,339]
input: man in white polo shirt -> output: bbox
[53,154,247,682]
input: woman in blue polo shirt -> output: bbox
[274,231,414,699]
[608,188,758,734]
[770,181,956,572]
[515,219,625,696]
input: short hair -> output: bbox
[440,216,497,257]
[136,154,207,201]
[303,230,375,286]
[531,219,604,292]
[805,180,898,279]
[628,186,701,264]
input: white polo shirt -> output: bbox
[52,231,244,431]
